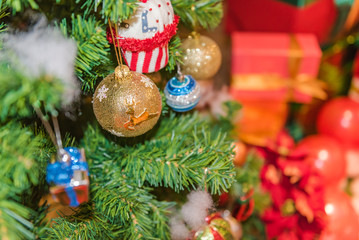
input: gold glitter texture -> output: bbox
[93,66,162,137]
[181,34,222,80]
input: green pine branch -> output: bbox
[93,177,174,239]
[148,199,174,239]
[165,34,182,72]
[94,184,162,240]
[0,4,8,34]
[172,0,223,30]
[83,111,236,195]
[0,122,51,240]
[0,63,64,121]
[42,204,122,239]
[46,109,237,239]
[59,14,111,92]
[0,123,43,190]
[45,180,174,239]
[0,0,38,13]
[1,1,231,239]
[160,92,169,116]
[0,199,35,239]
[78,0,138,22]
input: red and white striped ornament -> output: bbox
[107,0,179,73]
[121,44,169,73]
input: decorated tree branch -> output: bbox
[0,0,234,239]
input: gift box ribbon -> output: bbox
[231,73,327,103]
[46,161,89,207]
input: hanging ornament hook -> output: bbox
[51,115,70,162]
[108,19,132,82]
[34,107,57,147]
[176,62,185,82]
[34,107,69,161]
[52,115,63,150]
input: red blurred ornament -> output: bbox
[295,135,346,185]
[342,146,359,178]
[218,192,229,207]
[317,97,359,148]
[320,188,359,240]
[233,141,248,167]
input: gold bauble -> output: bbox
[93,65,162,137]
[181,34,222,80]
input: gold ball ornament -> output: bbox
[181,34,222,80]
[93,65,162,137]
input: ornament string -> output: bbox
[114,22,123,67]
[34,107,65,158]
[34,107,57,148]
[52,115,63,150]
[176,62,185,82]
[108,19,121,66]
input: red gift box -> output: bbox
[231,33,321,76]
[50,184,89,206]
[230,32,324,145]
[225,0,337,43]
[230,32,323,103]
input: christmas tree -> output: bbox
[0,0,236,239]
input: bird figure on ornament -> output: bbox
[123,98,159,130]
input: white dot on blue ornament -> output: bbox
[164,75,200,112]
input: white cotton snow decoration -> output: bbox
[4,26,79,107]
[169,217,190,240]
[181,190,213,230]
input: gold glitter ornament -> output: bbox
[181,33,222,80]
[93,65,162,137]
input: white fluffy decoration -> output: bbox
[181,190,213,231]
[4,26,79,107]
[169,217,190,240]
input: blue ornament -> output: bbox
[46,147,89,207]
[164,75,200,112]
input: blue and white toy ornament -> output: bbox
[46,147,89,207]
[164,75,200,112]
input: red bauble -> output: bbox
[320,188,359,240]
[233,141,248,166]
[296,135,345,185]
[342,146,359,178]
[317,97,359,148]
